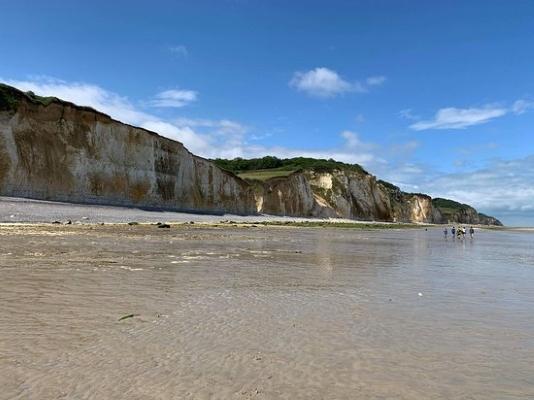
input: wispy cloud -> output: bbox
[150,89,197,108]
[8,76,534,224]
[1,77,384,165]
[511,99,534,115]
[366,75,386,86]
[374,153,534,226]
[3,77,152,126]
[289,67,385,98]
[409,99,534,131]
[168,45,188,58]
[423,156,534,223]
[410,106,508,130]
[398,108,419,121]
[290,67,353,98]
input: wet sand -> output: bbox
[1,224,533,399]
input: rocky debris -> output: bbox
[128,222,139,226]
[157,223,171,228]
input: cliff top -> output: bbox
[432,197,471,211]
[0,83,99,114]
[212,156,369,176]
[0,83,502,225]
[0,82,246,183]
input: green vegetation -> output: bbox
[432,197,470,211]
[237,168,296,181]
[432,197,472,221]
[212,156,369,175]
[0,83,58,111]
[377,179,400,192]
[23,90,58,106]
[0,84,20,111]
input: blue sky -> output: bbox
[1,0,534,225]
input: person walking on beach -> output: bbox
[451,226,456,236]
[444,228,448,237]
[469,226,475,238]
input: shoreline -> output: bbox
[0,196,505,230]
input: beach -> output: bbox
[1,220,533,399]
[0,196,380,225]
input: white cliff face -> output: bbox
[0,84,502,225]
[254,169,435,222]
[0,94,256,215]
[407,196,434,223]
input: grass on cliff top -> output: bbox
[0,83,58,111]
[213,156,369,175]
[237,168,296,182]
[432,197,470,210]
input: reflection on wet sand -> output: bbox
[1,224,533,399]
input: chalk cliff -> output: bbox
[431,198,503,226]
[0,83,502,225]
[0,84,256,215]
[254,169,436,223]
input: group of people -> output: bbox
[444,226,475,239]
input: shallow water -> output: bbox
[1,225,533,399]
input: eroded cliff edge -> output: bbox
[214,158,502,225]
[250,170,501,225]
[0,84,256,215]
[0,83,502,225]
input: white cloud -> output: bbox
[168,45,188,57]
[366,75,386,86]
[398,108,419,121]
[140,121,210,155]
[174,117,248,136]
[9,77,534,224]
[409,99,534,131]
[341,130,361,148]
[511,99,534,115]
[374,155,534,226]
[2,77,384,166]
[289,67,385,98]
[3,77,151,126]
[423,157,534,212]
[150,89,197,108]
[410,106,508,130]
[290,67,353,98]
